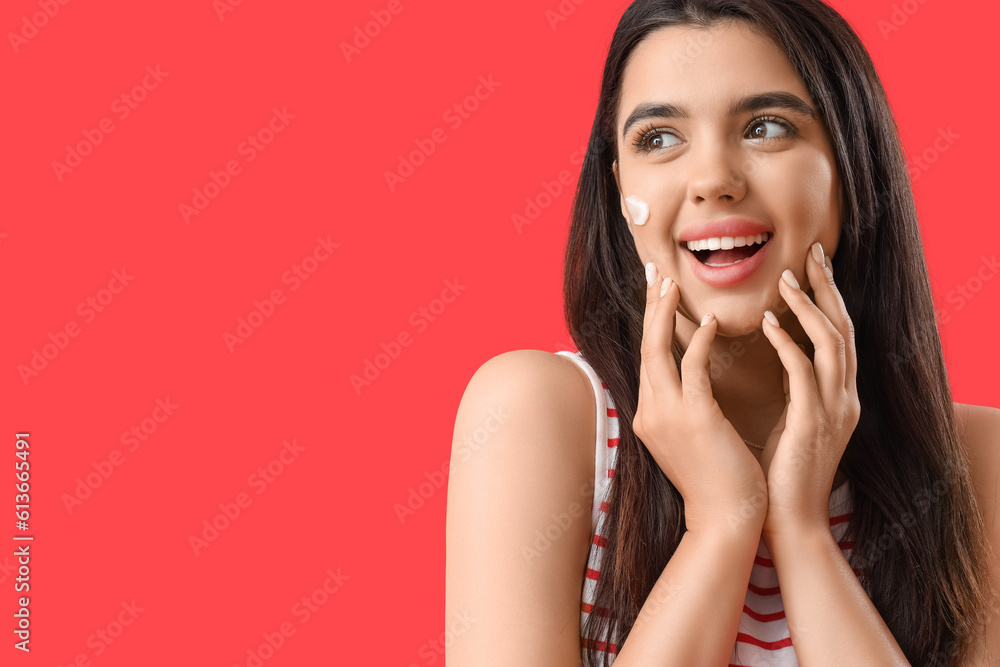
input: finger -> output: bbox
[640,261,682,397]
[777,267,844,410]
[638,261,657,399]
[761,309,822,410]
[680,311,718,406]
[760,384,788,469]
[804,244,857,391]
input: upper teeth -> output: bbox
[686,232,770,251]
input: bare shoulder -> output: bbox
[445,350,598,666]
[954,402,1000,433]
[952,406,1000,663]
[953,402,1000,524]
[453,349,598,465]
[953,402,1000,467]
[467,349,597,414]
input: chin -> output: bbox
[715,324,765,340]
[681,289,777,336]
[712,312,767,338]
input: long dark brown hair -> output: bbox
[564,1,994,665]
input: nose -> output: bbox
[686,135,748,205]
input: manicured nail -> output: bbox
[781,269,800,290]
[660,276,673,297]
[764,310,779,327]
[811,242,825,267]
[645,261,657,286]
[625,196,649,226]
[701,312,714,326]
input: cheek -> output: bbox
[620,171,688,275]
[626,171,686,226]
[755,152,839,239]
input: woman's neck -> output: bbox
[672,311,812,451]
[664,309,848,494]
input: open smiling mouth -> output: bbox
[685,232,772,267]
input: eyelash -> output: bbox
[631,115,798,153]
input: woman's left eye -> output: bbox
[747,118,794,141]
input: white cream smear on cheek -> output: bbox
[625,195,648,226]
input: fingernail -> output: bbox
[645,261,657,286]
[625,196,649,226]
[764,310,779,327]
[701,312,714,326]
[660,276,673,297]
[811,242,825,267]
[781,269,800,290]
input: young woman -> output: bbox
[445,1,1000,665]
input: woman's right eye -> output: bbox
[634,128,681,153]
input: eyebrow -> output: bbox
[621,91,815,140]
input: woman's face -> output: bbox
[614,20,842,336]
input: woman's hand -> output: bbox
[635,262,767,536]
[759,243,860,542]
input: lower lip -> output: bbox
[684,240,771,287]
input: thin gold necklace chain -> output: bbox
[742,438,765,451]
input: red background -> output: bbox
[2,0,997,664]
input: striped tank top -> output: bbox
[556,349,857,667]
